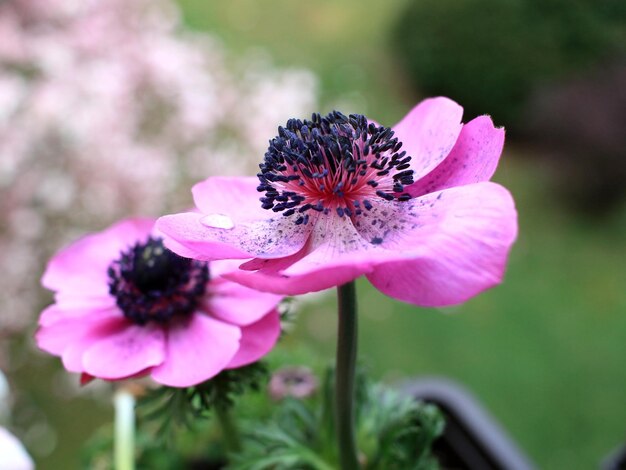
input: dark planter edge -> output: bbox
[602,444,626,470]
[401,376,536,470]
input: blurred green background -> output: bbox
[8,0,626,469]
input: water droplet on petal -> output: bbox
[200,213,234,230]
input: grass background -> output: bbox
[176,1,626,468]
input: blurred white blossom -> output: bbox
[0,0,318,334]
[0,426,34,470]
[0,369,33,469]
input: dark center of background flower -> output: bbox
[108,237,209,325]
[257,111,414,225]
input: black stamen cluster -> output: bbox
[257,111,414,224]
[108,237,209,325]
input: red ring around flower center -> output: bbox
[257,111,414,225]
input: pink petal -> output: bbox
[227,309,281,369]
[226,257,368,295]
[207,277,282,326]
[50,292,116,311]
[152,230,201,260]
[209,258,252,278]
[38,303,115,327]
[227,183,516,301]
[42,218,155,296]
[150,314,241,387]
[40,314,128,373]
[365,182,518,306]
[407,115,505,197]
[36,308,119,356]
[392,97,464,180]
[226,214,388,295]
[191,176,268,221]
[81,322,166,380]
[158,212,251,260]
[157,211,313,261]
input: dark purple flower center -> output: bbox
[257,111,414,225]
[107,237,209,325]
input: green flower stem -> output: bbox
[335,281,361,470]
[215,404,241,454]
[114,388,135,470]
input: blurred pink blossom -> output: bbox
[268,366,318,400]
[0,0,317,335]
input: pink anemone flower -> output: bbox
[36,218,282,387]
[157,97,518,306]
